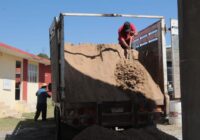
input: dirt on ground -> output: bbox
[73,125,178,140]
[0,119,182,140]
[64,43,163,105]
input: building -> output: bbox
[0,42,51,117]
[166,47,173,85]
[166,47,175,98]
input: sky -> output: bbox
[0,0,178,56]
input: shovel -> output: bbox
[127,38,133,60]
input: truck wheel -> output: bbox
[55,107,62,140]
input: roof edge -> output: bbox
[0,42,50,65]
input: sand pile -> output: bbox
[64,43,163,105]
[115,60,146,92]
[73,125,178,140]
[64,43,129,103]
[115,59,164,105]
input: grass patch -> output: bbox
[0,118,22,131]
[22,99,54,120]
[22,112,35,119]
[0,99,54,131]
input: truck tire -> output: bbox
[55,107,62,140]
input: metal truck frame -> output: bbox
[49,13,168,140]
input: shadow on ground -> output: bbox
[5,118,56,140]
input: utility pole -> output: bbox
[178,0,200,139]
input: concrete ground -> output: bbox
[157,124,182,140]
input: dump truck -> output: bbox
[49,13,169,140]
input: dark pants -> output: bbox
[120,42,135,59]
[120,45,128,58]
[34,103,47,121]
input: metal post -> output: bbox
[59,14,66,100]
[61,12,164,19]
[161,18,168,96]
[170,19,181,99]
[161,18,170,118]
[178,0,200,139]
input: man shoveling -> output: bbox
[118,21,138,59]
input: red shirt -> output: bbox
[118,23,137,45]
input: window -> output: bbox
[28,64,38,83]
[167,61,173,85]
[15,61,21,100]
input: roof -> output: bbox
[0,42,50,65]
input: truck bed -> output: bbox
[64,44,163,105]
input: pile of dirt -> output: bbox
[73,125,124,140]
[115,59,164,105]
[64,43,163,105]
[64,43,129,103]
[115,60,146,92]
[73,125,178,140]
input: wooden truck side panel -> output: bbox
[133,20,167,94]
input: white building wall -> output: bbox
[27,83,38,112]
[0,53,39,112]
[27,61,39,112]
[0,53,18,108]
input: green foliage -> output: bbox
[37,53,49,59]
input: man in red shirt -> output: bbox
[118,21,138,58]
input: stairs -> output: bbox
[0,102,22,118]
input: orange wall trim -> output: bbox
[23,59,28,101]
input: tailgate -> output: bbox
[98,101,135,127]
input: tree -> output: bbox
[37,53,49,59]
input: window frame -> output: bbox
[28,63,38,83]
